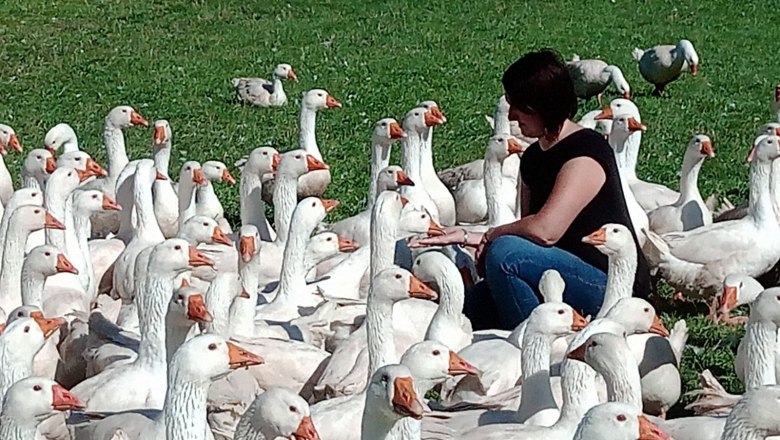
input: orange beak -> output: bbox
[448,351,480,376]
[627,117,647,132]
[239,236,256,263]
[44,212,66,230]
[320,198,340,213]
[623,91,631,100]
[52,384,85,411]
[7,133,22,153]
[775,85,780,103]
[571,310,588,331]
[102,195,122,211]
[186,294,213,323]
[0,323,5,334]
[287,69,298,82]
[85,158,108,177]
[389,122,407,139]
[153,125,167,145]
[700,140,715,158]
[239,289,251,299]
[507,138,525,155]
[272,153,281,172]
[188,246,214,268]
[594,106,614,120]
[221,169,236,184]
[719,285,739,313]
[180,279,190,288]
[427,219,446,237]
[649,315,670,337]
[305,155,329,171]
[566,343,587,362]
[129,110,149,127]
[429,106,447,124]
[292,415,321,440]
[55,254,78,275]
[690,64,698,76]
[582,228,606,246]
[155,170,168,181]
[325,95,342,109]
[409,275,437,300]
[33,315,66,338]
[192,168,205,185]
[45,156,57,174]
[211,227,233,246]
[399,196,410,207]
[423,111,444,127]
[638,415,673,440]
[227,342,264,369]
[338,236,360,252]
[395,170,415,186]
[391,377,424,420]
[44,146,55,156]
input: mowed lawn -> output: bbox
[2,0,779,414]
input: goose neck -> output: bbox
[369,204,400,281]
[722,403,771,440]
[366,297,395,379]
[165,315,194,365]
[299,108,321,160]
[600,353,644,410]
[484,154,510,227]
[136,274,173,371]
[521,331,554,379]
[153,142,172,177]
[240,172,267,232]
[494,110,511,136]
[135,179,164,241]
[608,131,640,178]
[178,179,199,227]
[554,358,599,430]
[0,417,36,440]
[0,220,33,309]
[20,265,47,308]
[0,345,33,404]
[596,251,637,318]
[677,153,705,203]
[275,216,311,301]
[272,174,298,244]
[64,195,90,293]
[203,276,233,338]
[196,183,223,218]
[104,124,128,181]
[401,133,424,181]
[361,400,404,440]
[369,140,393,209]
[744,320,777,389]
[164,369,210,440]
[43,187,71,251]
[770,160,780,224]
[419,127,435,176]
[435,267,464,318]
[748,159,775,225]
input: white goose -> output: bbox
[195,160,235,232]
[233,63,297,107]
[0,123,22,206]
[567,56,631,104]
[648,135,715,234]
[361,364,425,440]
[0,377,84,440]
[0,188,43,263]
[150,120,179,238]
[239,146,279,242]
[176,161,206,229]
[417,101,455,226]
[21,148,56,191]
[0,314,63,403]
[632,39,700,96]
[400,107,442,221]
[44,122,79,154]
[607,114,649,245]
[234,387,321,440]
[573,402,670,440]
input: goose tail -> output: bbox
[632,47,645,61]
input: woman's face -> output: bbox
[506,94,545,138]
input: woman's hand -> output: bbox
[408,227,483,248]
[475,226,508,276]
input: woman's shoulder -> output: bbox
[560,128,614,159]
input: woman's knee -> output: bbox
[485,235,538,275]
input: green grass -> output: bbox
[2,0,778,416]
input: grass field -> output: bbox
[3,0,779,415]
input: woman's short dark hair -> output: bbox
[502,49,578,134]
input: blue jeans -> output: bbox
[465,235,607,330]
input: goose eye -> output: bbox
[208,343,217,351]
[590,341,599,348]
[262,152,268,155]
[432,350,440,356]
[31,193,37,197]
[395,274,402,280]
[557,309,565,315]
[612,228,618,233]
[739,282,744,289]
[177,295,184,301]
[17,312,23,317]
[122,109,128,113]
[326,237,332,241]
[616,414,627,422]
[67,172,72,177]
[34,209,41,214]
[381,374,389,384]
[311,202,316,207]
[289,405,297,413]
[33,385,42,391]
[295,155,302,160]
[420,214,425,219]
[24,326,30,333]
[186,167,191,171]
[174,245,181,250]
[387,170,392,174]
[203,223,209,227]
[381,122,387,127]
[36,156,42,159]
[75,157,81,161]
[644,308,650,313]
[44,252,50,257]
[92,195,98,199]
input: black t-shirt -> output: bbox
[519,128,652,299]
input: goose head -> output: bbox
[244,146,280,176]
[171,334,262,382]
[180,216,232,246]
[24,149,56,178]
[605,297,669,337]
[0,315,64,359]
[366,364,425,421]
[278,149,328,179]
[526,302,588,337]
[0,124,22,154]
[758,122,780,137]
[13,205,66,231]
[152,120,172,147]
[411,250,458,294]
[73,190,122,215]
[567,332,638,385]
[686,134,715,159]
[293,197,340,232]
[242,388,320,440]
[106,105,148,129]
[718,274,763,316]
[725,385,780,436]
[609,114,647,140]
[25,245,78,277]
[149,238,214,275]
[418,100,447,124]
[539,269,565,303]
[373,118,406,144]
[302,89,341,111]
[400,340,479,389]
[403,106,444,136]
[6,305,47,323]
[678,39,699,75]
[202,160,236,185]
[603,65,631,100]
[574,402,671,440]
[43,166,94,192]
[169,282,213,325]
[57,151,107,177]
[748,287,780,326]
[485,135,526,163]
[272,63,297,81]
[748,134,780,163]
[309,232,359,258]
[43,123,77,154]
[399,206,445,238]
[180,161,205,186]
[8,188,44,208]
[596,98,640,121]
[377,165,415,191]
[582,223,635,258]
[2,377,84,425]
[238,224,260,264]
[373,267,437,302]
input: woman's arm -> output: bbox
[487,157,606,246]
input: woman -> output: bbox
[413,50,652,330]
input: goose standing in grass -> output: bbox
[233,63,297,107]
[566,55,631,105]
[0,123,23,206]
[632,39,700,96]
[647,134,715,234]
[44,122,79,154]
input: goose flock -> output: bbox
[1,37,780,440]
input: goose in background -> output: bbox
[567,55,631,105]
[632,39,700,96]
[233,63,298,107]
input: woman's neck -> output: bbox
[538,120,579,151]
